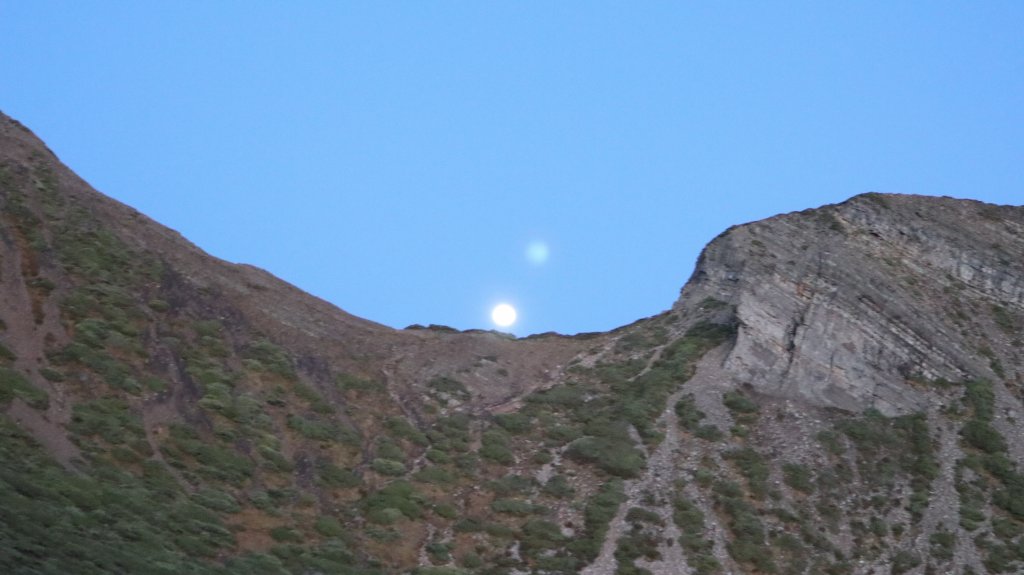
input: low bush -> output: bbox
[363,481,424,522]
[316,460,361,488]
[542,475,575,499]
[782,462,814,493]
[565,436,645,478]
[413,466,454,484]
[372,458,407,476]
[0,367,48,410]
[723,390,758,414]
[494,412,531,435]
[723,447,770,499]
[675,394,705,431]
[625,507,663,526]
[567,480,626,564]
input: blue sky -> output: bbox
[2,2,1022,335]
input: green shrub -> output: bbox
[71,398,144,445]
[964,380,995,421]
[39,367,65,382]
[723,390,758,414]
[194,488,241,513]
[626,507,664,526]
[816,430,843,455]
[488,474,535,495]
[890,550,921,574]
[460,552,483,569]
[569,480,626,564]
[316,460,361,488]
[287,414,356,443]
[723,448,770,499]
[270,526,302,543]
[433,502,458,519]
[837,411,937,519]
[243,339,295,378]
[425,541,452,563]
[0,342,16,363]
[192,320,222,338]
[929,530,955,560]
[433,414,471,451]
[959,503,985,530]
[376,439,405,461]
[565,436,645,478]
[542,475,575,499]
[198,382,232,412]
[0,367,48,410]
[615,529,662,566]
[292,382,334,414]
[336,373,382,393]
[315,516,344,537]
[147,299,170,312]
[164,424,254,485]
[480,429,515,465]
[256,446,292,472]
[714,480,775,572]
[413,466,454,484]
[363,481,424,523]
[427,376,470,403]
[424,447,449,464]
[962,420,1006,454]
[480,525,513,544]
[782,462,814,493]
[545,424,582,443]
[366,507,404,525]
[372,458,407,476]
[386,416,428,445]
[693,468,714,488]
[479,443,514,465]
[527,383,586,407]
[991,304,1016,334]
[695,424,724,441]
[521,518,566,548]
[675,394,705,430]
[453,517,484,532]
[494,412,531,435]
[992,516,1022,540]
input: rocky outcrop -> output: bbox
[676,194,1024,414]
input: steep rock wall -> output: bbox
[675,194,1024,413]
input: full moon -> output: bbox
[491,303,517,328]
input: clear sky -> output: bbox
[2,2,1022,336]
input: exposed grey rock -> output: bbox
[676,194,1024,414]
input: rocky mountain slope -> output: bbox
[1,111,1022,575]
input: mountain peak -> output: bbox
[674,190,1023,414]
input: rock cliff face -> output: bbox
[677,194,1024,414]
[2,110,1024,575]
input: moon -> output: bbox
[491,303,517,328]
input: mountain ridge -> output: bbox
[2,110,1024,574]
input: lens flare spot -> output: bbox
[525,241,549,265]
